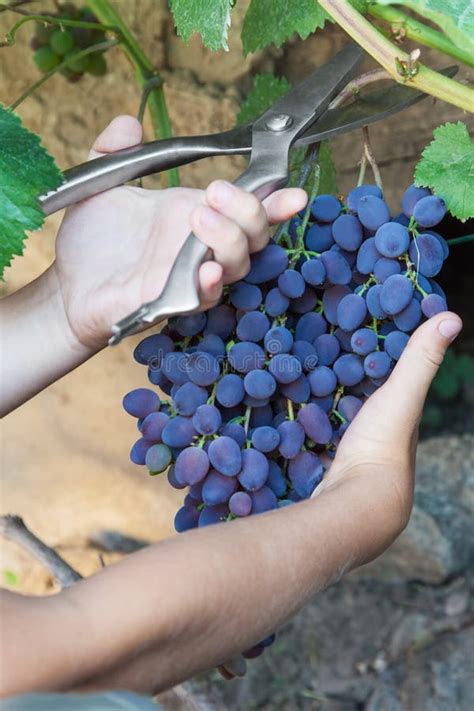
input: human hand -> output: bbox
[313,311,463,564]
[53,115,307,350]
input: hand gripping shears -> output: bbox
[39,44,456,345]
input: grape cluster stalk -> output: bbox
[123,182,449,660]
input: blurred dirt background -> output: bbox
[0,1,473,709]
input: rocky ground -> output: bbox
[1,2,473,709]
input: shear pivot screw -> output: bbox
[265,114,293,132]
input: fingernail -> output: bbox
[438,318,461,342]
[198,205,220,228]
[210,180,234,204]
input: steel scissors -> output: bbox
[38,44,456,345]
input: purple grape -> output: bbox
[216,374,245,408]
[229,491,252,517]
[379,274,414,315]
[297,402,332,444]
[308,366,337,397]
[133,333,174,367]
[172,312,207,337]
[290,286,318,314]
[413,195,446,227]
[384,331,409,360]
[202,470,238,505]
[244,369,277,399]
[295,312,327,342]
[198,334,226,358]
[267,460,288,496]
[364,351,392,378]
[251,426,280,453]
[162,416,196,448]
[186,351,220,386]
[374,222,410,257]
[198,504,228,527]
[336,293,367,331]
[305,223,334,251]
[140,411,169,441]
[265,287,290,317]
[208,436,242,476]
[293,340,319,371]
[320,250,352,285]
[162,352,190,385]
[277,420,305,459]
[264,326,294,354]
[288,451,324,498]
[268,354,302,384]
[366,284,387,319]
[245,244,288,284]
[174,505,200,532]
[332,213,363,251]
[249,404,274,428]
[204,304,236,338]
[173,382,208,416]
[301,257,326,286]
[228,342,265,373]
[393,297,422,331]
[350,328,378,356]
[333,354,364,386]
[192,404,222,435]
[229,282,262,311]
[278,269,306,298]
[250,486,278,513]
[356,237,381,274]
[314,334,340,366]
[123,388,160,418]
[238,449,269,491]
[357,195,390,231]
[337,395,363,421]
[237,310,270,342]
[373,257,401,283]
[280,374,311,403]
[221,422,246,448]
[421,293,448,317]
[409,233,445,277]
[311,194,341,222]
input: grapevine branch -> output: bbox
[362,126,383,191]
[318,0,474,112]
[0,514,81,588]
[368,4,474,69]
[329,69,389,110]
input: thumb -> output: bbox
[88,115,143,159]
[383,311,462,425]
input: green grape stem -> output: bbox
[87,0,178,188]
[318,0,474,112]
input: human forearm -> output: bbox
[0,475,403,697]
[0,267,94,416]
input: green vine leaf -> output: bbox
[241,0,332,55]
[376,0,474,53]
[168,0,234,51]
[0,105,63,278]
[414,121,474,223]
[236,73,291,125]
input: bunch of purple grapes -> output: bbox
[122,182,449,660]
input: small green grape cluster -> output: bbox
[31,3,107,82]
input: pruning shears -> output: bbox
[38,44,456,346]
